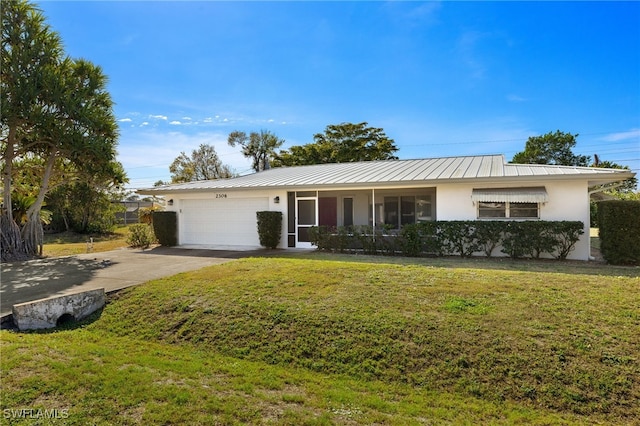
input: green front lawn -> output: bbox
[42,225,132,257]
[1,255,638,424]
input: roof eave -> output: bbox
[136,171,635,196]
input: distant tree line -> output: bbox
[169,127,635,202]
[165,122,399,183]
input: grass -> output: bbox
[42,225,131,257]
[1,254,639,424]
[590,227,601,251]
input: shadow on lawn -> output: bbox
[273,250,640,278]
[141,245,266,259]
[0,257,116,315]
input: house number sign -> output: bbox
[215,193,228,199]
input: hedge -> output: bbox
[256,211,282,249]
[152,211,177,246]
[597,200,640,265]
[309,221,584,260]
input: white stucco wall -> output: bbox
[160,179,593,259]
[162,189,287,248]
[436,180,591,260]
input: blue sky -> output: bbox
[38,1,640,190]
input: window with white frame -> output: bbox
[477,201,539,219]
[478,201,506,218]
[371,194,433,229]
[472,187,546,219]
[510,202,539,218]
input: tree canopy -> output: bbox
[1,0,123,260]
[169,144,234,183]
[512,130,590,166]
[274,122,399,167]
[227,130,284,172]
[591,158,637,194]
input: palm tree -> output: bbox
[11,193,52,226]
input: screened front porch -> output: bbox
[286,188,436,248]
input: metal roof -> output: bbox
[139,155,635,194]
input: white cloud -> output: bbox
[456,31,488,80]
[506,94,527,102]
[601,128,640,142]
[383,1,441,27]
[121,34,137,46]
[119,110,289,132]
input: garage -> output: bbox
[180,197,269,247]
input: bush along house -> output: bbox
[138,155,635,261]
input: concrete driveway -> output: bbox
[0,246,265,317]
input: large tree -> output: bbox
[512,130,590,166]
[23,58,121,255]
[591,157,637,194]
[1,0,60,259]
[47,161,127,233]
[169,144,234,183]
[274,122,399,167]
[1,0,122,260]
[227,130,284,172]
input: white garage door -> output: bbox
[181,198,269,246]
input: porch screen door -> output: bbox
[296,198,317,248]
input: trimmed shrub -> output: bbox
[334,226,354,253]
[152,211,177,246]
[399,224,422,257]
[501,221,583,260]
[306,220,585,261]
[310,226,362,253]
[256,211,282,249]
[353,225,379,255]
[309,225,332,251]
[501,222,532,259]
[126,224,156,249]
[418,221,440,255]
[438,221,481,257]
[550,221,584,260]
[598,200,640,265]
[474,221,503,257]
[527,221,558,259]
